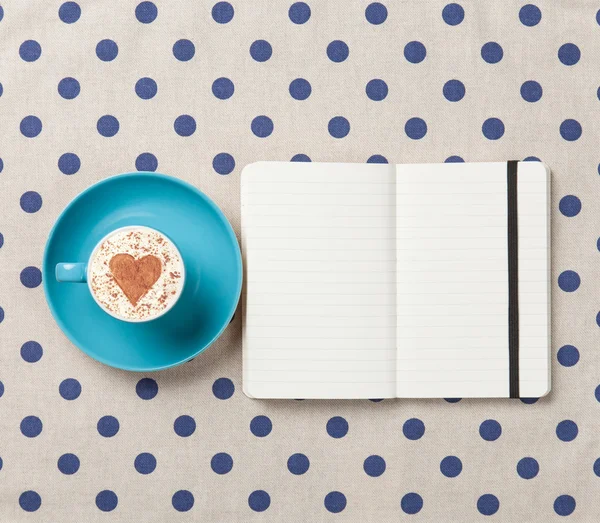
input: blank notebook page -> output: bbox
[242,161,397,399]
[395,162,550,398]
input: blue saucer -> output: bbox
[43,172,242,371]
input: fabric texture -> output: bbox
[0,0,597,521]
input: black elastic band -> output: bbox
[507,161,519,398]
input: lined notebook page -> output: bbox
[395,162,550,398]
[241,162,397,399]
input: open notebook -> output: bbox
[241,161,551,399]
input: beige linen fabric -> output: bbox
[0,0,598,521]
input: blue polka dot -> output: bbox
[557,345,579,367]
[403,418,425,440]
[443,79,465,101]
[19,191,42,214]
[554,495,576,516]
[19,491,41,512]
[173,39,195,61]
[0,308,3,324]
[58,77,80,99]
[597,311,600,328]
[250,40,272,62]
[324,491,346,513]
[134,452,156,474]
[0,82,3,96]
[212,2,233,23]
[0,6,4,22]
[172,490,194,512]
[96,490,118,512]
[364,455,386,477]
[366,79,388,101]
[401,493,423,514]
[59,378,81,400]
[136,1,157,23]
[136,378,158,399]
[0,457,3,470]
[0,233,3,248]
[524,156,541,162]
[135,77,157,99]
[0,158,3,172]
[97,115,119,137]
[594,458,600,476]
[174,415,196,437]
[328,116,350,138]
[212,77,234,99]
[559,195,581,217]
[289,78,312,100]
[367,154,388,164]
[58,153,80,175]
[96,39,118,61]
[250,415,272,437]
[481,42,503,63]
[327,40,349,63]
[249,490,270,512]
[287,453,310,475]
[251,115,274,137]
[365,2,387,24]
[0,380,3,397]
[97,415,119,437]
[558,43,580,65]
[19,40,41,62]
[405,117,427,139]
[440,456,462,477]
[57,453,80,474]
[20,115,42,137]
[289,2,311,24]
[174,115,196,136]
[597,9,600,25]
[326,416,348,438]
[558,270,580,292]
[211,452,233,474]
[519,4,541,26]
[560,119,582,141]
[517,457,539,479]
[212,153,235,175]
[442,3,464,25]
[136,153,157,172]
[291,154,311,162]
[20,341,43,363]
[20,416,42,437]
[404,41,426,63]
[479,419,501,441]
[556,420,578,441]
[212,377,235,399]
[445,156,464,163]
[482,117,504,140]
[20,267,42,288]
[59,2,81,23]
[520,80,542,102]
[444,397,462,402]
[477,494,499,516]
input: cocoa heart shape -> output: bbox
[108,254,162,306]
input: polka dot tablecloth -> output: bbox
[0,1,598,521]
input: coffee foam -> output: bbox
[89,227,184,321]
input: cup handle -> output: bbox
[56,263,87,283]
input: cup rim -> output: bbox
[87,225,186,323]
